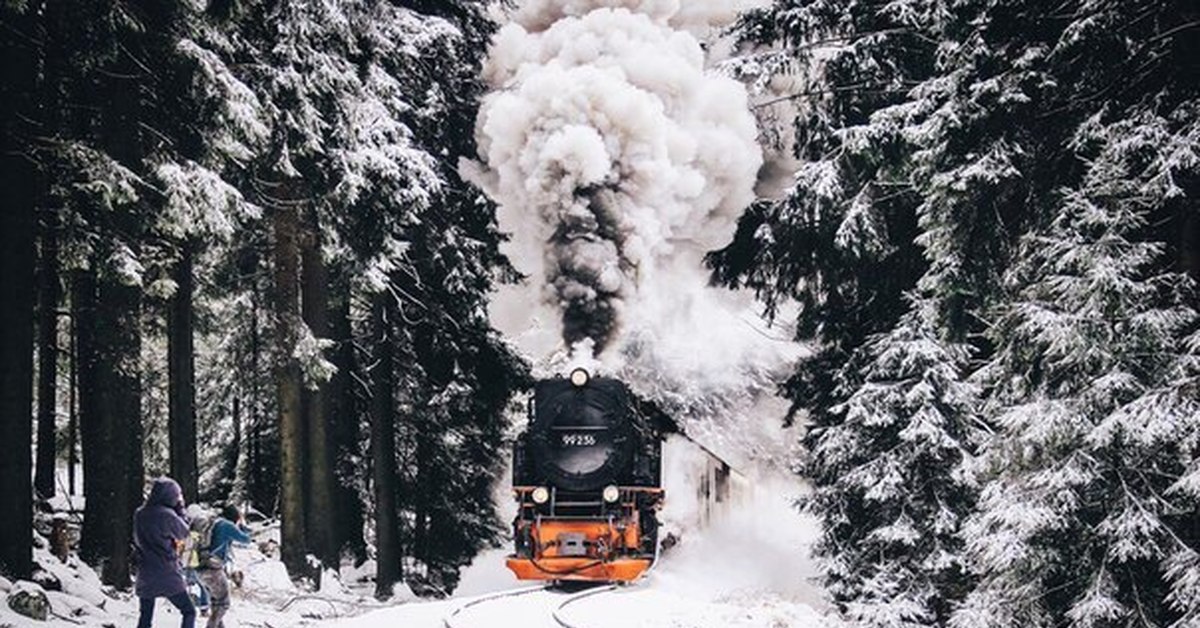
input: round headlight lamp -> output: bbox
[532,486,550,505]
[570,368,590,387]
[602,485,620,504]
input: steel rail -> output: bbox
[441,585,551,628]
[550,584,620,628]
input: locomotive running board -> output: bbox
[506,556,652,582]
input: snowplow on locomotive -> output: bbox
[508,368,665,583]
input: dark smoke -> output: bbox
[549,191,630,351]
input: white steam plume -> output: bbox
[468,1,797,449]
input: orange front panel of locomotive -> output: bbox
[531,517,641,558]
[505,556,652,582]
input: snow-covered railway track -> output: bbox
[442,585,552,628]
[442,583,622,628]
[551,584,619,628]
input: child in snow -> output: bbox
[133,477,196,628]
[194,505,252,628]
[183,504,211,616]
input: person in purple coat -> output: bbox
[133,478,196,628]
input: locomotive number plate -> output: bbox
[561,433,598,447]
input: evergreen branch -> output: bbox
[754,82,912,109]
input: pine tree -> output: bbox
[955,106,1200,628]
[35,209,62,500]
[714,0,941,426]
[803,297,980,626]
[717,5,984,624]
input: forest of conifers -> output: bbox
[1,0,1199,626]
[0,0,527,599]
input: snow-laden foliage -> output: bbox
[171,0,531,591]
[803,298,980,627]
[718,0,1200,625]
[2,0,529,593]
[957,103,1200,628]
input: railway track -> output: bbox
[442,585,550,628]
[551,584,619,628]
[442,583,622,628]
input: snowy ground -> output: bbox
[10,461,829,628]
[0,520,392,628]
[334,473,833,628]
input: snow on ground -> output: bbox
[330,471,833,628]
[6,522,387,628]
[12,471,830,628]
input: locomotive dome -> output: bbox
[528,372,635,491]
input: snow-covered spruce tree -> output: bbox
[803,296,980,626]
[954,106,1200,628]
[713,0,943,425]
[180,0,528,588]
[716,5,984,623]
[349,2,531,594]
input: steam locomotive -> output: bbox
[508,368,665,582]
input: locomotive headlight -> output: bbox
[602,485,620,504]
[570,368,590,387]
[532,486,550,505]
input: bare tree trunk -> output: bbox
[0,198,35,581]
[0,115,36,584]
[330,273,365,562]
[94,266,145,588]
[248,287,264,510]
[0,0,39,581]
[68,294,78,497]
[301,221,337,568]
[371,294,401,599]
[75,267,106,568]
[273,198,308,579]
[1181,200,1200,282]
[35,208,61,499]
[84,29,146,589]
[168,241,198,502]
[223,394,241,495]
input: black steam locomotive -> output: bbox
[507,368,665,582]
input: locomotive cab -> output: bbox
[508,369,664,582]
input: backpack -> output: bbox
[185,516,222,570]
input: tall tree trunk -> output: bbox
[94,265,145,588]
[247,286,264,510]
[168,241,198,502]
[330,274,365,562]
[35,207,61,499]
[0,0,39,582]
[371,294,401,599]
[223,394,241,497]
[301,221,337,568]
[75,268,106,568]
[84,30,147,589]
[0,113,36,584]
[273,198,308,579]
[1181,200,1200,282]
[68,294,78,497]
[0,189,35,581]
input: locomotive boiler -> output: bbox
[508,368,664,582]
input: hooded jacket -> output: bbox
[133,478,189,598]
